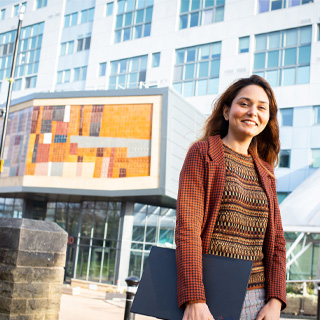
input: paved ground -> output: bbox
[59,287,315,320]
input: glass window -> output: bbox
[81,8,94,23]
[259,0,313,12]
[313,106,320,125]
[99,62,107,76]
[279,150,291,168]
[36,0,47,9]
[106,2,114,16]
[1,9,6,20]
[173,42,221,97]
[109,55,147,89]
[277,192,289,204]
[179,0,225,29]
[239,36,249,53]
[115,0,153,43]
[280,108,293,126]
[152,52,160,68]
[253,26,312,86]
[311,149,320,168]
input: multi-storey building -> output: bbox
[0,0,319,284]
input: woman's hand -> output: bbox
[182,302,214,320]
[256,298,282,320]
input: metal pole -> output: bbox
[0,5,25,172]
[317,283,320,320]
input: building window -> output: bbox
[25,76,37,89]
[13,2,27,17]
[1,9,5,20]
[73,66,87,81]
[277,192,289,204]
[129,204,176,278]
[36,0,47,9]
[114,0,153,43]
[99,62,107,76]
[279,108,293,126]
[81,7,95,23]
[57,69,71,84]
[173,42,221,97]
[76,36,91,52]
[64,12,78,27]
[0,22,44,88]
[253,26,312,87]
[239,36,250,53]
[13,78,22,91]
[279,150,291,168]
[314,106,320,125]
[179,0,225,29]
[311,149,320,168]
[106,2,114,16]
[258,0,313,13]
[318,24,320,41]
[152,52,160,68]
[0,198,24,218]
[60,41,74,56]
[109,55,147,89]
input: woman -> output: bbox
[175,75,286,320]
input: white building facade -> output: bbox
[0,0,320,281]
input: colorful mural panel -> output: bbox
[1,104,153,178]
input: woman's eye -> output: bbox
[240,102,248,106]
[259,106,266,110]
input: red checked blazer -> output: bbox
[175,135,287,310]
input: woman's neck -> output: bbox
[221,135,252,155]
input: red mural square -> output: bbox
[55,122,68,135]
[70,143,78,155]
[36,144,50,163]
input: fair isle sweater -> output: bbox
[209,144,269,290]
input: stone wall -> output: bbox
[0,218,67,320]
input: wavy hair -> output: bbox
[198,75,280,169]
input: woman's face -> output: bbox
[223,85,270,141]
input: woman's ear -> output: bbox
[223,105,229,121]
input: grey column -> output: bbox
[115,201,134,288]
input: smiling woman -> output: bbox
[175,75,286,320]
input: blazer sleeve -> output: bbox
[175,143,207,308]
[266,175,287,310]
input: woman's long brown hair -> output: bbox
[198,75,280,169]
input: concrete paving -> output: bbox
[58,287,314,320]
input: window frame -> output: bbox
[258,0,313,13]
[239,36,250,54]
[179,0,225,30]
[152,52,160,68]
[313,106,320,125]
[253,26,312,87]
[172,42,221,97]
[279,108,294,126]
[278,149,291,168]
[114,0,154,43]
[99,62,107,77]
[310,148,320,168]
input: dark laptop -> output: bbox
[131,246,253,320]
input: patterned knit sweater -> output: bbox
[208,144,269,290]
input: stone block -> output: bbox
[0,218,68,254]
[15,251,66,268]
[0,281,14,298]
[49,284,62,298]
[0,297,27,314]
[302,295,317,315]
[0,249,18,266]
[32,268,64,284]
[45,314,59,320]
[0,218,66,319]
[282,294,301,315]
[0,265,33,283]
